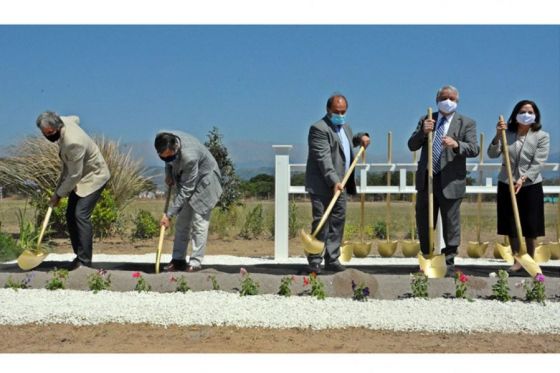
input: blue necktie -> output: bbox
[432,116,447,174]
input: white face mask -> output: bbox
[516,113,536,126]
[437,99,457,114]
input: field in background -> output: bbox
[1,197,558,258]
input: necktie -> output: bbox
[432,116,447,174]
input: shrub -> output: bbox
[491,269,511,302]
[352,280,370,301]
[0,230,21,262]
[87,269,112,293]
[210,206,239,240]
[278,276,295,296]
[288,199,300,239]
[132,272,151,292]
[304,272,326,300]
[410,271,428,298]
[454,271,472,300]
[4,274,34,291]
[170,275,191,293]
[373,220,387,240]
[239,204,264,239]
[207,275,220,290]
[45,268,69,290]
[239,267,259,296]
[132,210,159,239]
[91,189,119,239]
[524,274,546,305]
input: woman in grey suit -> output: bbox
[487,100,550,272]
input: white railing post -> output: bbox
[273,145,292,260]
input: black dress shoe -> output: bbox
[164,259,187,272]
[306,263,322,274]
[69,257,86,270]
[324,262,346,273]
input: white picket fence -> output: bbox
[273,145,560,260]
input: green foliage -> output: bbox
[239,204,264,239]
[454,271,473,301]
[239,268,259,296]
[0,230,21,262]
[210,206,240,240]
[87,269,112,293]
[351,280,370,301]
[241,174,274,199]
[132,210,159,239]
[207,274,220,290]
[524,274,546,305]
[278,276,294,297]
[132,272,151,292]
[372,220,387,240]
[171,275,191,293]
[45,268,69,290]
[491,270,512,302]
[410,271,428,298]
[304,273,326,300]
[4,274,34,291]
[204,127,242,211]
[91,189,119,239]
[288,199,300,239]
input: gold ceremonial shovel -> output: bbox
[467,133,490,258]
[495,236,515,264]
[378,131,398,257]
[417,107,446,278]
[155,187,173,274]
[499,115,542,277]
[401,150,421,257]
[301,146,366,255]
[341,149,372,260]
[17,206,53,271]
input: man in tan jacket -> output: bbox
[36,111,110,269]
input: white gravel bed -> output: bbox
[5,253,559,267]
[0,289,558,334]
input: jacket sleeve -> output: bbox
[408,117,427,151]
[309,125,339,188]
[455,119,479,158]
[56,144,86,197]
[166,158,198,217]
[522,132,550,182]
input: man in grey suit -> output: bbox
[37,111,111,269]
[408,85,479,276]
[305,94,370,274]
[155,131,223,272]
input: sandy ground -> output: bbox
[0,324,559,353]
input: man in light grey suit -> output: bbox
[155,131,223,272]
[408,85,479,276]
[37,111,110,269]
[305,94,370,274]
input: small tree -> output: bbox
[204,127,242,211]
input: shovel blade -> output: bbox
[496,243,515,264]
[515,253,542,278]
[401,240,420,257]
[534,244,551,264]
[467,241,489,258]
[417,253,447,278]
[340,243,353,263]
[17,249,48,271]
[548,242,560,259]
[378,240,398,257]
[300,229,324,255]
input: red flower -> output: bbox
[459,273,469,283]
[303,277,310,286]
[132,272,141,279]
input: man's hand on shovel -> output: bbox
[160,214,171,229]
[49,193,61,207]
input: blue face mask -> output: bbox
[330,113,346,126]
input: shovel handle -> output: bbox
[427,107,434,254]
[312,146,366,238]
[499,115,528,255]
[155,187,173,274]
[36,207,53,251]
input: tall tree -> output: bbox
[204,127,242,210]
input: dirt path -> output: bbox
[0,324,558,353]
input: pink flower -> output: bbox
[240,267,248,276]
[459,273,469,283]
[535,273,545,283]
[169,276,177,283]
[132,272,141,279]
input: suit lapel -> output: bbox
[446,113,461,140]
[519,129,537,167]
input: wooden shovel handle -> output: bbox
[36,206,53,251]
[427,107,434,254]
[155,187,173,274]
[500,115,527,254]
[312,146,366,238]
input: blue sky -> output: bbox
[0,25,558,168]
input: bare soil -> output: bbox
[1,324,559,353]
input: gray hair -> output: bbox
[36,111,64,130]
[436,85,460,102]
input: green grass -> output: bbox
[1,196,558,251]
